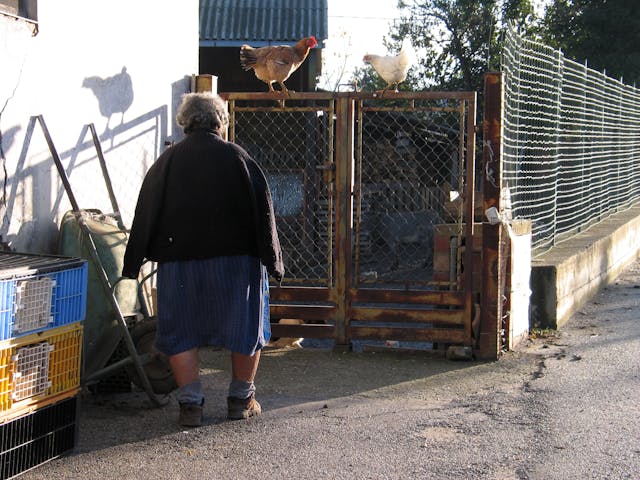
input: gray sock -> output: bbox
[177,380,204,405]
[228,379,256,399]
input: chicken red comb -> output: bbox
[307,36,318,48]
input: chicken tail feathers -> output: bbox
[239,45,257,71]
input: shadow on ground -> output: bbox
[76,346,482,452]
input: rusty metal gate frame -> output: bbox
[221,91,477,350]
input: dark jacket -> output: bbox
[122,129,284,281]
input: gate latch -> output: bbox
[316,162,336,182]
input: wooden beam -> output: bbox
[478,72,506,360]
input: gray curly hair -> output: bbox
[176,92,229,134]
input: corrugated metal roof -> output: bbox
[200,0,328,47]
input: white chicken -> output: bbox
[363,39,415,94]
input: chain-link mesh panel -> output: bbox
[99,122,165,229]
[228,98,335,286]
[502,25,640,254]
[53,111,167,231]
[354,97,469,289]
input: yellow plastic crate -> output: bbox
[0,323,82,420]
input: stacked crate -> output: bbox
[0,252,87,478]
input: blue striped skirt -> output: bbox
[155,255,271,356]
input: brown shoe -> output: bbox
[179,403,203,427]
[227,394,261,420]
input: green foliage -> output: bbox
[541,0,640,85]
[352,0,539,93]
[400,0,500,92]
[352,65,388,93]
[501,0,538,36]
[529,327,557,340]
[351,0,640,94]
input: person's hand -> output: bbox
[270,269,283,284]
[121,269,139,280]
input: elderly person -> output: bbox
[122,92,284,427]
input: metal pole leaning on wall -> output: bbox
[36,115,166,406]
[478,73,507,360]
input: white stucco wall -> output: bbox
[0,1,198,253]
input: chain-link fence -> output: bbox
[227,93,475,293]
[354,96,472,288]
[55,110,167,229]
[501,25,640,254]
[228,96,335,287]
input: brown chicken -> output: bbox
[240,36,318,94]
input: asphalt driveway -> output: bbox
[17,258,640,480]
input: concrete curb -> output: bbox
[530,204,640,328]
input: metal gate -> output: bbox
[222,91,477,350]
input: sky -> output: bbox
[320,0,402,90]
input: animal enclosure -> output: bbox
[222,91,478,349]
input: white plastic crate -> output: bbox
[14,277,55,334]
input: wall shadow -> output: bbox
[2,104,170,253]
[2,70,197,253]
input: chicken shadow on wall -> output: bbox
[82,66,134,137]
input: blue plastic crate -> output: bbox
[0,253,87,340]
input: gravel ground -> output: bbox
[16,258,640,480]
